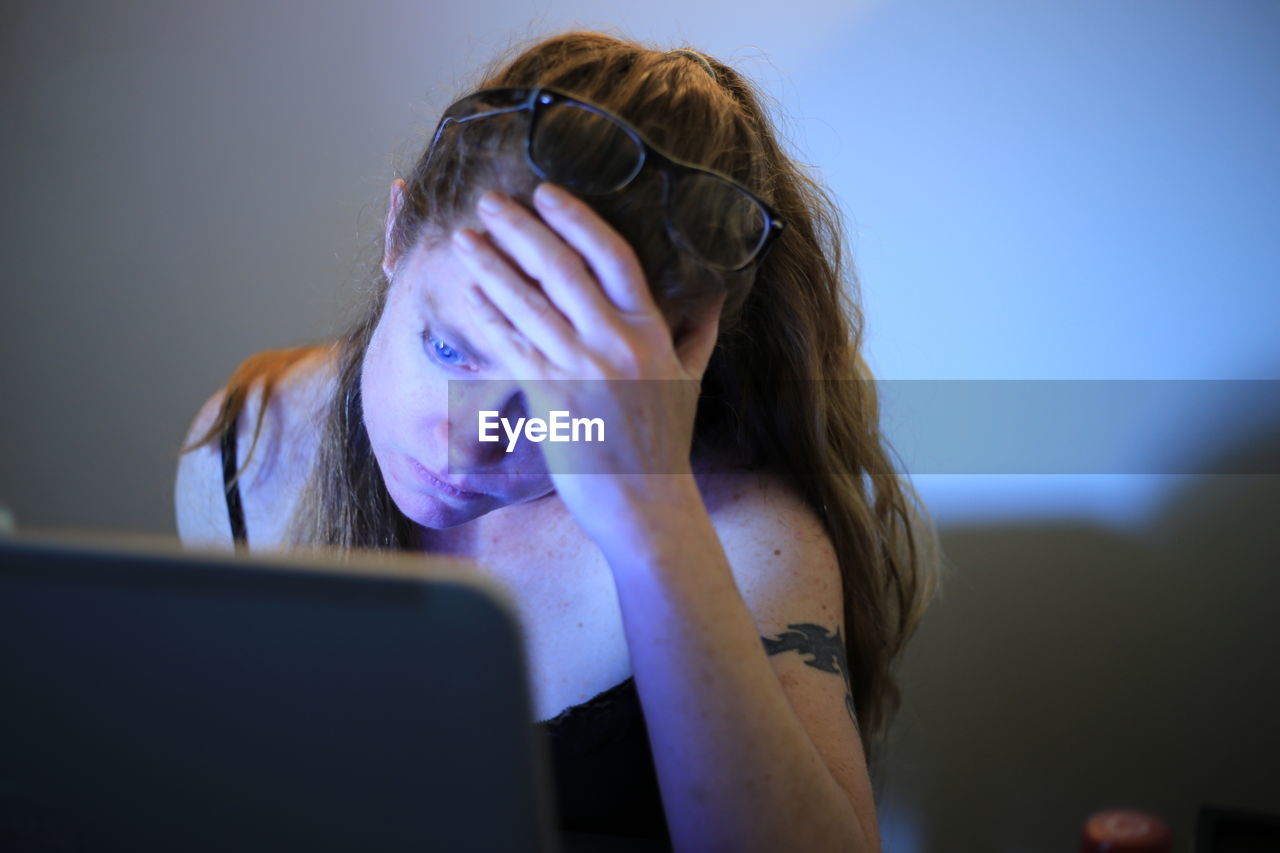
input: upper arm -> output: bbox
[707,473,879,844]
[174,386,236,551]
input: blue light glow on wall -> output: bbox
[774,0,1280,526]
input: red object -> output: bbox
[1080,809,1173,853]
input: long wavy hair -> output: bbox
[181,29,945,770]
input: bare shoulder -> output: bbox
[701,469,831,546]
[695,460,840,615]
[174,344,340,550]
[248,343,340,482]
[174,383,237,550]
[692,450,827,543]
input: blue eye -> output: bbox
[425,333,470,369]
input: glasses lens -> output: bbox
[669,171,768,270]
[530,102,644,194]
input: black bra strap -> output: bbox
[219,409,248,550]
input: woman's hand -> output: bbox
[450,182,724,550]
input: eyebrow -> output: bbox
[422,294,489,365]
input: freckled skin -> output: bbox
[761,623,858,728]
[367,215,864,739]
[362,242,557,535]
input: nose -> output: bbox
[439,379,526,471]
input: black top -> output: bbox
[219,416,673,846]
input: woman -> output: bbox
[175,30,941,851]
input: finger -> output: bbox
[474,189,623,337]
[531,182,662,320]
[461,280,547,381]
[452,227,580,368]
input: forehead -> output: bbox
[400,239,469,311]
[395,239,495,363]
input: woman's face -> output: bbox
[361,232,556,530]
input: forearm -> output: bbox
[599,476,876,853]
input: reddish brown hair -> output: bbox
[179,30,944,770]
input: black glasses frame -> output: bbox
[424,85,787,272]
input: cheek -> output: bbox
[360,324,408,437]
[362,323,448,439]
[358,346,389,450]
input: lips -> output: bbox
[406,455,488,500]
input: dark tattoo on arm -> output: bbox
[761,623,858,729]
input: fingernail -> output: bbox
[477,191,506,214]
[453,228,479,252]
[534,183,565,208]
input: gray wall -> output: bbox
[878,463,1280,851]
[3,2,1276,850]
